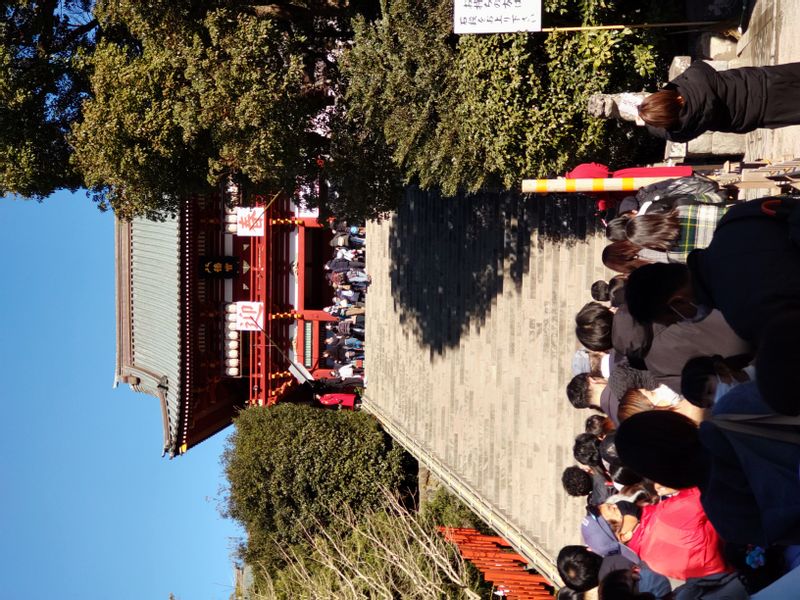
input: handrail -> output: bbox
[360,395,563,588]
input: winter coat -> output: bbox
[326,258,352,272]
[688,198,800,343]
[699,382,800,546]
[673,572,748,600]
[634,175,730,212]
[648,60,800,142]
[627,487,729,580]
[644,310,751,393]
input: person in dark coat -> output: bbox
[615,384,800,548]
[325,258,365,273]
[624,198,800,344]
[639,60,800,142]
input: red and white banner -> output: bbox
[235,207,266,237]
[233,301,265,331]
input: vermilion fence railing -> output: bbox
[438,527,554,599]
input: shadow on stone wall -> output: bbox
[388,187,602,354]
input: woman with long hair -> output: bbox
[638,60,800,142]
[625,204,728,262]
[601,241,667,274]
[607,203,727,263]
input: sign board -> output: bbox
[233,301,265,331]
[235,207,266,236]
[200,256,239,279]
[454,0,541,34]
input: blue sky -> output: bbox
[1,191,243,600]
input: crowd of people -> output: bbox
[319,221,369,389]
[556,161,800,598]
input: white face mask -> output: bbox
[670,302,711,323]
[601,354,611,378]
[713,377,737,404]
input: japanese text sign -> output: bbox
[235,207,266,237]
[199,256,239,279]
[233,302,265,331]
[454,0,541,34]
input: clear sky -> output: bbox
[1,191,244,600]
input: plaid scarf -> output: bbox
[667,204,728,262]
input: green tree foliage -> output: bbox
[3,0,674,219]
[323,101,405,220]
[2,1,382,217]
[72,1,357,219]
[342,0,668,199]
[222,403,415,580]
[421,487,494,534]
[0,0,95,198]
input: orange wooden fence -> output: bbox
[438,527,554,599]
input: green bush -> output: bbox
[421,487,495,534]
[222,404,416,583]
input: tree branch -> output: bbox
[61,18,98,50]
[34,0,60,56]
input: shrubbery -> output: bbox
[222,404,416,584]
[335,0,678,216]
[5,0,678,220]
[255,492,487,599]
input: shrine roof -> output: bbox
[115,216,184,456]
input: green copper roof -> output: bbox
[116,216,184,455]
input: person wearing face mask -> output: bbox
[641,310,752,395]
[680,355,755,409]
[616,406,800,547]
[598,555,675,599]
[625,198,800,344]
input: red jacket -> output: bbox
[318,393,356,409]
[627,487,729,580]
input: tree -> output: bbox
[322,100,405,220]
[254,491,485,600]
[341,0,668,199]
[71,1,360,218]
[2,1,381,217]
[3,0,673,218]
[0,0,95,198]
[222,404,416,582]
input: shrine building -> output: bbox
[114,192,335,456]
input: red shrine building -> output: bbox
[114,192,335,456]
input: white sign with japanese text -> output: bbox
[233,301,265,331]
[235,207,266,237]
[454,0,541,34]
